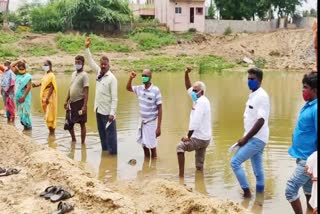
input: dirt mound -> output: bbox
[0,124,250,214]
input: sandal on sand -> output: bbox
[53,201,74,214]
[40,186,58,197]
[50,189,74,202]
[0,168,20,177]
[44,186,63,200]
[0,167,6,174]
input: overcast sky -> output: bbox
[9,0,317,13]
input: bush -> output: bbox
[254,57,267,68]
[129,26,176,50]
[223,26,232,36]
[56,33,131,54]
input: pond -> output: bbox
[1,70,312,214]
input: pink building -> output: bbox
[155,0,205,32]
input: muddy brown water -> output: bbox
[0,70,313,214]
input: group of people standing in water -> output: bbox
[0,24,318,214]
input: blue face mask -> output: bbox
[191,90,201,102]
[248,79,259,91]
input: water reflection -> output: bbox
[0,70,309,214]
[98,151,117,182]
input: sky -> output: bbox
[9,0,318,13]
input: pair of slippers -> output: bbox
[40,186,74,203]
[0,167,20,177]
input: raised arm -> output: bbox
[85,37,100,73]
[126,71,136,92]
[184,66,192,90]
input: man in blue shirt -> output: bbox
[285,72,317,214]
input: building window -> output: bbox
[175,7,182,14]
[196,7,203,15]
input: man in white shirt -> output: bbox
[85,37,118,154]
[230,67,270,198]
[176,67,212,178]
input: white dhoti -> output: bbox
[137,118,157,149]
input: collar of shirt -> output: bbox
[249,87,262,98]
[143,83,153,91]
[305,98,317,107]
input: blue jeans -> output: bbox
[230,137,266,192]
[285,159,312,202]
[96,112,117,154]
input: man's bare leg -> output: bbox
[69,127,76,142]
[177,152,185,177]
[290,198,303,214]
[143,146,150,158]
[80,123,86,144]
[151,148,157,159]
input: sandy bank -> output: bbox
[0,124,251,213]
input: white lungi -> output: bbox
[137,119,157,149]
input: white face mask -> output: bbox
[75,64,82,71]
[42,65,50,72]
[4,66,9,71]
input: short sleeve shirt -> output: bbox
[132,84,162,120]
[69,71,89,102]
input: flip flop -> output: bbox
[0,167,6,173]
[40,186,57,197]
[50,189,73,202]
[44,186,63,200]
[0,168,20,177]
[53,201,74,214]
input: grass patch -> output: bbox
[129,26,176,50]
[56,33,131,54]
[254,57,267,68]
[0,45,20,58]
[26,46,57,56]
[116,55,234,72]
[0,31,22,44]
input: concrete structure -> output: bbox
[155,0,206,32]
[205,19,278,34]
[292,17,316,29]
[131,0,155,18]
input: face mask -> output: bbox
[142,76,150,84]
[18,69,26,74]
[248,79,259,91]
[302,90,312,101]
[191,90,201,102]
[75,64,82,71]
[4,66,8,71]
[43,65,50,72]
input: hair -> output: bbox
[4,60,11,66]
[302,72,317,89]
[195,81,206,94]
[75,55,85,64]
[46,59,52,68]
[247,67,263,81]
[17,62,26,69]
[100,55,109,62]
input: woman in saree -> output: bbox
[11,60,32,130]
[0,61,15,123]
[32,60,58,134]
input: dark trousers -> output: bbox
[96,112,117,154]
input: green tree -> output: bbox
[309,8,317,17]
[207,0,215,19]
